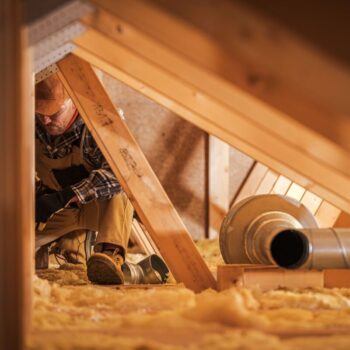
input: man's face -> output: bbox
[36,98,75,136]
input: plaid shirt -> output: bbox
[35,116,122,204]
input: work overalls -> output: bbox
[35,126,133,258]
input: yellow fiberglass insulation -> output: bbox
[29,240,350,349]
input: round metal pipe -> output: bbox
[220,195,350,269]
[220,195,317,267]
[273,228,350,269]
[122,254,169,284]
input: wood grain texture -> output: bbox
[73,26,350,214]
[81,1,350,214]
[0,1,34,349]
[208,136,229,238]
[57,54,216,292]
[315,201,341,228]
[217,265,324,292]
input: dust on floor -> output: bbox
[29,240,350,349]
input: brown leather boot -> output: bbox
[87,244,125,285]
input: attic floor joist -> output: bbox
[57,54,216,292]
[73,19,350,213]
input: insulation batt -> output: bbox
[29,240,350,349]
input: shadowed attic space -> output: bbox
[4,0,350,349]
[100,72,254,240]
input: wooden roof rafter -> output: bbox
[71,0,350,214]
[57,54,216,292]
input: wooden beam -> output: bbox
[324,270,350,288]
[130,219,159,256]
[217,265,324,292]
[89,1,350,153]
[286,183,306,202]
[208,136,229,238]
[232,162,268,205]
[315,201,341,228]
[0,1,34,349]
[333,211,350,228]
[271,175,292,195]
[57,54,216,292]
[255,169,278,195]
[300,191,322,216]
[73,27,350,214]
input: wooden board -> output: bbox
[217,265,324,292]
[73,37,350,213]
[93,0,350,152]
[231,162,267,205]
[315,201,341,228]
[255,170,278,195]
[271,175,292,195]
[0,1,33,349]
[300,191,322,215]
[208,136,229,238]
[57,54,216,292]
[130,219,159,256]
[333,211,350,228]
[78,3,350,214]
[286,183,306,201]
[324,269,350,288]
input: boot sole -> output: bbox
[87,253,124,285]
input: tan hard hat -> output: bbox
[35,73,69,116]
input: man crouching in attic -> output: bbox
[35,73,134,284]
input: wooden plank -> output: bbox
[315,201,341,228]
[90,1,350,153]
[255,170,278,195]
[217,265,324,292]
[271,175,292,195]
[57,54,215,292]
[300,191,322,215]
[73,29,350,213]
[0,1,33,349]
[324,270,350,288]
[208,136,229,238]
[333,211,350,228]
[232,162,268,205]
[130,219,159,256]
[286,183,306,201]
[85,2,350,188]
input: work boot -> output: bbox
[87,244,125,284]
[50,230,88,265]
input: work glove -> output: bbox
[52,165,89,188]
[36,187,76,224]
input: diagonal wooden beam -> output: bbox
[81,8,350,178]
[72,29,350,213]
[57,54,216,292]
[90,0,350,152]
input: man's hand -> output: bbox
[36,187,76,223]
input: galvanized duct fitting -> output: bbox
[122,254,170,284]
[220,194,350,269]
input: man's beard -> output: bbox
[46,124,65,135]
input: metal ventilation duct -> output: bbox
[220,194,350,269]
